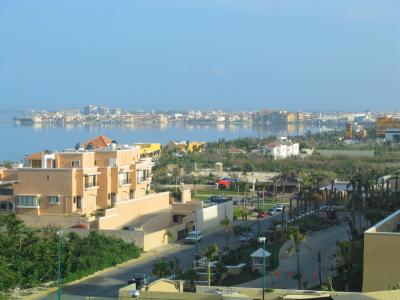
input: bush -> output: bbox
[0,214,141,291]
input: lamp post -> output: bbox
[56,229,63,300]
[193,210,199,272]
[258,236,266,300]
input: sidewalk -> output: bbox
[236,222,350,289]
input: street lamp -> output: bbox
[56,229,63,300]
[192,210,199,272]
[258,236,266,300]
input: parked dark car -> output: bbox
[122,225,134,231]
[128,274,150,287]
[208,196,232,204]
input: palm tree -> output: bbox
[169,257,182,279]
[172,166,181,192]
[220,216,231,249]
[289,227,304,289]
[152,258,171,278]
[203,244,219,286]
[183,269,198,291]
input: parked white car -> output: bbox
[239,232,253,242]
[184,231,203,244]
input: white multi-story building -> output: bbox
[264,142,299,159]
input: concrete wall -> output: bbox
[363,210,400,292]
[96,192,170,230]
[196,201,233,231]
[18,214,95,228]
[363,232,400,292]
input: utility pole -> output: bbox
[193,211,199,272]
[56,229,63,300]
[258,237,267,300]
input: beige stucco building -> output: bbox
[0,136,233,251]
[0,136,154,227]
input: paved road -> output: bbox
[236,217,353,289]
[40,215,281,299]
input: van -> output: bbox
[184,230,202,244]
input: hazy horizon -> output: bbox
[1,0,399,111]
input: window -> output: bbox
[84,175,97,188]
[31,160,42,168]
[0,201,13,211]
[119,172,130,185]
[76,196,82,209]
[109,158,117,167]
[48,196,59,205]
[137,170,144,183]
[17,195,40,208]
[71,160,80,167]
[0,188,13,196]
[136,169,150,183]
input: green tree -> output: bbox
[203,244,219,286]
[289,227,304,289]
[152,258,171,279]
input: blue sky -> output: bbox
[0,0,399,111]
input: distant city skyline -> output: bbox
[0,0,399,111]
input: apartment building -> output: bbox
[264,142,299,159]
[165,141,206,153]
[134,143,162,159]
[0,136,152,219]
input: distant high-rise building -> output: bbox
[84,105,97,115]
[97,106,109,115]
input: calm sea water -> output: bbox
[0,113,334,161]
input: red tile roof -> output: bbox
[82,135,113,149]
[26,153,43,160]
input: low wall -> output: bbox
[143,221,190,251]
[120,290,219,300]
[18,214,94,229]
[226,263,246,276]
[158,184,216,191]
[97,192,170,230]
[316,149,374,158]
